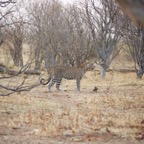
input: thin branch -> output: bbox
[0,77,41,96]
[0,0,16,7]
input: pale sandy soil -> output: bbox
[0,71,144,144]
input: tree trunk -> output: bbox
[10,42,23,67]
[0,28,3,46]
[137,28,144,79]
[101,65,107,79]
[51,50,57,66]
[100,58,109,79]
[35,46,43,70]
[44,50,57,69]
[44,57,51,69]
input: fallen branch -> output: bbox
[0,77,41,96]
[0,60,42,96]
[24,70,40,75]
[0,63,41,77]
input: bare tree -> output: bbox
[84,0,125,78]
[26,0,96,69]
[0,1,41,96]
[139,29,144,78]
[125,19,144,79]
[26,0,64,70]
[4,20,25,67]
[116,0,144,79]
[59,4,95,67]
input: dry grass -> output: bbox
[0,46,144,143]
[0,70,144,143]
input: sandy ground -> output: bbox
[0,70,144,144]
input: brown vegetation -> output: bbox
[0,0,144,143]
[0,69,144,143]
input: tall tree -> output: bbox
[59,4,95,67]
[26,0,63,70]
[0,0,40,96]
[4,19,25,67]
[84,0,125,78]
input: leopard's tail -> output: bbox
[40,77,51,85]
